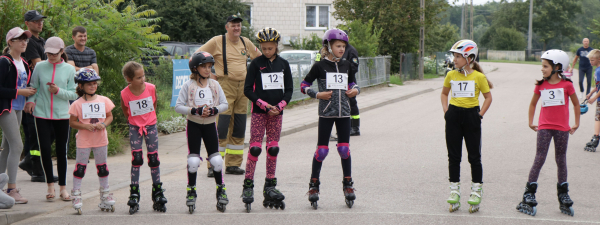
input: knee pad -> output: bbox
[249,146,262,161]
[217,114,232,138]
[232,114,247,138]
[147,151,160,168]
[131,149,143,167]
[209,154,223,172]
[337,143,350,159]
[314,146,329,162]
[73,163,87,179]
[187,154,202,173]
[96,164,109,178]
[267,141,280,158]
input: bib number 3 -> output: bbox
[82,102,106,119]
[541,88,565,107]
[129,97,155,116]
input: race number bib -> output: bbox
[194,87,213,106]
[450,80,475,97]
[326,72,348,90]
[540,88,565,107]
[82,102,106,119]
[261,72,284,90]
[129,97,154,116]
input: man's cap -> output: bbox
[226,15,243,23]
[5,27,32,44]
[24,10,47,22]
[44,37,65,54]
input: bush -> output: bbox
[481,26,527,50]
[290,33,322,50]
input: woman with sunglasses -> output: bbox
[0,27,37,205]
[24,36,77,201]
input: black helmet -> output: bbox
[256,27,280,43]
[189,51,215,73]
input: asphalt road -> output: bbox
[15,63,600,224]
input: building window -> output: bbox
[306,5,329,29]
[243,4,252,26]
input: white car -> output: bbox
[280,50,319,77]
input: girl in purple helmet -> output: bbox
[300,28,360,209]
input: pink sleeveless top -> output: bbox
[121,82,157,135]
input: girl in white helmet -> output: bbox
[441,40,492,214]
[516,49,579,217]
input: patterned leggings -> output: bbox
[129,124,161,184]
[72,146,109,190]
[528,129,569,183]
[245,113,282,180]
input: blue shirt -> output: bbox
[577,47,594,69]
[596,67,600,102]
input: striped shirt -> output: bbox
[65,45,97,68]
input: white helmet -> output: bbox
[449,39,478,60]
[541,49,569,72]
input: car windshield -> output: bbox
[280,53,312,61]
[188,46,202,55]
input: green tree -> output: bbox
[533,0,581,50]
[133,0,249,43]
[425,22,459,53]
[0,0,25,50]
[289,33,322,50]
[338,18,383,57]
[333,0,450,71]
[481,27,527,50]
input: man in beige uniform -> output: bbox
[197,15,261,176]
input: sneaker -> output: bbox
[18,158,33,175]
[350,127,361,136]
[6,189,27,204]
[225,166,245,175]
[31,175,59,183]
[329,134,338,141]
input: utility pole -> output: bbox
[470,0,474,40]
[460,1,465,39]
[527,0,533,58]
[419,0,424,80]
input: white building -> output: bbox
[241,0,342,49]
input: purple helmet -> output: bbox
[322,29,348,45]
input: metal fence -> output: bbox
[287,56,392,102]
[400,52,448,81]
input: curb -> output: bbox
[280,88,435,137]
[0,210,45,225]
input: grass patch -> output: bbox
[425,73,441,79]
[389,75,403,85]
[480,59,542,65]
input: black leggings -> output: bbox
[34,118,70,185]
[186,121,221,186]
[445,105,483,183]
[350,97,359,116]
[311,117,352,179]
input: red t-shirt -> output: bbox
[534,80,575,131]
[120,82,157,128]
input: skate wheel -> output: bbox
[111,205,115,212]
[129,207,135,215]
[269,203,274,209]
[311,202,318,210]
[469,205,479,213]
[77,208,82,215]
[263,202,268,208]
[245,203,251,213]
[189,205,194,214]
[162,206,167,213]
[280,201,285,210]
[346,199,354,208]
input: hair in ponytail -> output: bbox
[76,83,85,97]
[469,55,493,89]
[2,46,9,55]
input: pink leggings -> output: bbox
[245,113,282,180]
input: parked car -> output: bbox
[159,41,203,57]
[280,50,319,77]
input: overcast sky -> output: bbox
[452,0,514,6]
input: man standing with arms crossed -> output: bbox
[18,10,57,183]
[571,38,594,101]
[197,15,261,176]
[65,26,99,74]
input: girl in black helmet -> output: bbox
[175,51,229,213]
[241,27,293,213]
